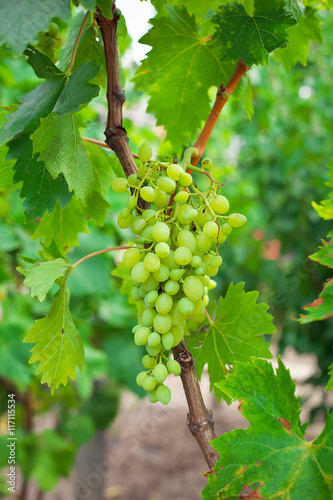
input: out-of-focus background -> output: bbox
[0,1,332,499]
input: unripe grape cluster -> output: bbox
[112,143,247,405]
[37,21,62,62]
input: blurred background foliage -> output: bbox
[0,5,332,496]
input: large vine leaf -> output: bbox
[6,133,72,222]
[133,5,233,152]
[24,284,85,393]
[84,140,123,197]
[187,282,276,400]
[212,0,297,67]
[298,278,333,323]
[31,114,94,205]
[17,258,71,302]
[0,0,70,55]
[274,7,323,72]
[32,199,89,255]
[59,12,106,87]
[202,358,333,500]
[151,0,225,19]
[310,235,333,268]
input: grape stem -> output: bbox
[71,245,132,269]
[68,10,91,74]
[191,184,215,219]
[81,136,140,160]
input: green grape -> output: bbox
[131,262,150,283]
[169,268,185,281]
[156,176,176,193]
[154,188,169,208]
[202,255,218,277]
[155,293,173,314]
[171,325,184,346]
[156,384,171,405]
[174,191,189,203]
[48,21,59,37]
[43,47,57,62]
[183,208,198,222]
[164,280,180,295]
[121,207,131,219]
[178,297,194,316]
[136,371,148,386]
[45,36,56,48]
[139,284,147,298]
[179,172,192,187]
[149,389,158,403]
[192,299,205,318]
[152,221,170,242]
[143,376,157,391]
[142,355,156,369]
[209,255,223,268]
[162,332,174,350]
[128,173,139,186]
[146,290,158,304]
[170,303,186,326]
[112,177,128,193]
[141,225,154,242]
[202,157,213,169]
[38,31,48,47]
[131,216,146,235]
[146,343,162,356]
[148,331,161,347]
[191,255,201,268]
[137,165,146,177]
[132,287,141,301]
[54,34,62,49]
[196,208,213,227]
[207,279,217,290]
[153,313,172,334]
[142,275,159,292]
[183,275,204,302]
[228,213,247,227]
[218,231,227,244]
[196,232,212,253]
[134,327,151,346]
[128,195,137,210]
[166,359,181,376]
[155,242,170,258]
[144,252,161,272]
[153,363,168,383]
[167,163,183,181]
[221,223,232,236]
[132,325,141,334]
[122,247,141,268]
[142,209,156,221]
[210,195,229,214]
[177,204,191,225]
[177,230,196,253]
[140,186,156,202]
[161,251,176,270]
[174,246,192,266]
[117,212,134,229]
[142,308,156,327]
[138,142,152,163]
[153,264,170,282]
[203,221,218,240]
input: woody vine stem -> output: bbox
[96,2,248,470]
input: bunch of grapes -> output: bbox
[112,143,247,405]
[37,21,62,62]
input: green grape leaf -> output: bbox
[6,133,72,222]
[53,60,100,116]
[38,240,64,262]
[310,237,333,268]
[0,0,70,55]
[58,12,106,87]
[0,323,33,389]
[298,279,333,323]
[202,358,333,500]
[151,0,225,19]
[31,114,94,205]
[304,0,333,8]
[80,0,96,9]
[274,7,323,72]
[133,5,233,152]
[96,0,113,19]
[285,0,303,20]
[111,264,136,303]
[312,199,333,220]
[212,0,296,67]
[32,199,89,255]
[0,144,15,190]
[17,258,71,302]
[327,363,333,391]
[187,282,276,400]
[0,49,65,146]
[19,429,75,491]
[85,190,110,226]
[243,77,254,121]
[83,140,122,197]
[24,284,85,393]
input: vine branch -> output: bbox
[82,135,139,159]
[68,10,90,74]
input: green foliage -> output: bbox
[188,283,276,400]
[24,283,85,393]
[133,5,233,151]
[203,358,333,499]
[0,0,70,54]
[298,279,333,323]
[17,258,70,301]
[212,0,296,67]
